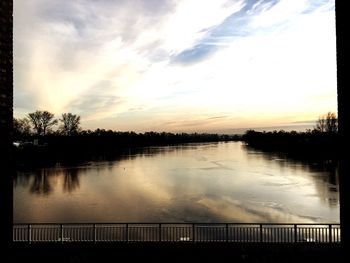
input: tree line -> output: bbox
[13,110,240,165]
[13,110,337,165]
[242,112,339,160]
[13,110,239,139]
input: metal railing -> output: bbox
[13,223,341,243]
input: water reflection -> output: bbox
[63,168,80,193]
[14,167,81,195]
[30,169,52,195]
[243,143,339,208]
[13,142,339,223]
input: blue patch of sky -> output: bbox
[301,0,334,14]
[171,0,333,66]
[171,0,281,65]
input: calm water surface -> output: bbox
[14,142,339,223]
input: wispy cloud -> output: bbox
[207,116,229,120]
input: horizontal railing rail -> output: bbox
[13,223,341,244]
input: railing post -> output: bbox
[159,224,161,242]
[28,224,31,244]
[60,224,63,244]
[260,224,263,242]
[294,224,298,243]
[329,224,332,243]
[93,224,96,243]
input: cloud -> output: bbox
[207,116,228,120]
[14,0,336,132]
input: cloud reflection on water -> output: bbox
[14,142,339,223]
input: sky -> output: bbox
[13,0,337,134]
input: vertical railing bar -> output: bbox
[60,224,63,244]
[244,226,246,242]
[247,227,250,242]
[126,224,129,242]
[294,224,297,243]
[28,224,31,244]
[312,227,313,241]
[183,226,185,242]
[281,228,284,242]
[243,226,245,242]
[272,228,274,243]
[285,227,288,242]
[274,227,277,242]
[192,224,195,243]
[323,226,326,242]
[280,227,283,242]
[172,227,174,242]
[329,224,332,243]
[159,224,162,242]
[277,227,281,242]
[266,228,269,243]
[93,224,96,243]
[289,227,291,242]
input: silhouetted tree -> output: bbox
[59,113,81,135]
[28,110,58,136]
[315,112,338,133]
[13,117,31,139]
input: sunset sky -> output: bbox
[14,0,336,133]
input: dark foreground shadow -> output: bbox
[8,243,344,263]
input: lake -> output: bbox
[13,141,339,223]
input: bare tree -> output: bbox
[315,116,326,132]
[28,110,58,136]
[13,117,32,138]
[315,112,338,133]
[59,113,81,135]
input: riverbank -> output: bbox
[13,132,241,167]
[242,130,339,161]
